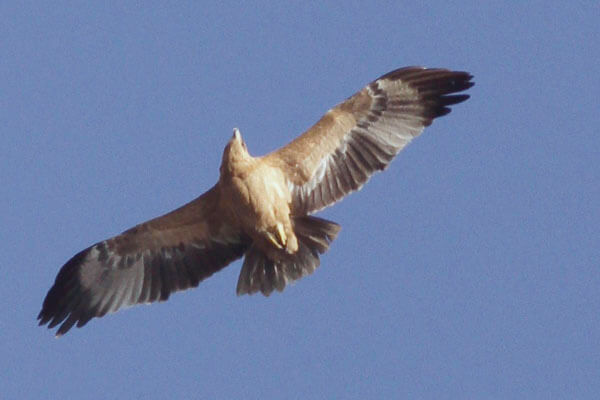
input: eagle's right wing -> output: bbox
[38,185,249,336]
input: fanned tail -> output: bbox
[236,216,341,296]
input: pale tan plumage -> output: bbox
[39,67,473,336]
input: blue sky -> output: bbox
[2,1,599,398]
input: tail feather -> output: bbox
[236,216,341,296]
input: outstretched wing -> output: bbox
[38,185,249,336]
[264,67,474,215]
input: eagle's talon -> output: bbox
[265,232,284,249]
[275,223,287,247]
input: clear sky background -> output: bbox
[2,2,599,399]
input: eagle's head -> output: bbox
[220,128,251,176]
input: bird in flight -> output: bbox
[39,66,474,336]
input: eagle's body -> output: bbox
[220,135,298,257]
[39,67,474,336]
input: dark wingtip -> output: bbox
[443,94,471,106]
[38,247,91,336]
[414,69,473,120]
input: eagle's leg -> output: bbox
[275,223,287,247]
[265,231,284,249]
[264,222,297,254]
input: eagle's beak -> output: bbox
[233,128,241,141]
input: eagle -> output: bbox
[39,67,473,336]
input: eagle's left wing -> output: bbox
[264,67,474,215]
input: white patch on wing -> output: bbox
[128,257,145,306]
[309,155,329,190]
[110,254,122,267]
[139,251,153,304]
[88,245,100,261]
